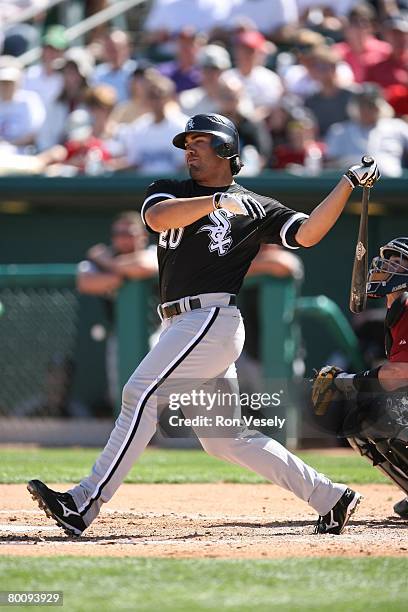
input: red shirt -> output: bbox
[272,142,325,170]
[365,53,408,89]
[334,37,391,83]
[64,137,111,171]
[389,301,408,362]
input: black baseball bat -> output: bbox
[349,155,374,314]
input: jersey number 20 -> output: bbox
[159,228,184,249]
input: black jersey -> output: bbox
[141,178,308,302]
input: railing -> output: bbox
[2,0,68,27]
[19,0,147,66]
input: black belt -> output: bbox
[160,295,236,319]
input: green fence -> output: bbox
[0,264,364,445]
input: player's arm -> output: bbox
[378,361,408,392]
[145,196,215,232]
[313,361,408,411]
[295,161,380,247]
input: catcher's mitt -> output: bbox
[311,365,344,416]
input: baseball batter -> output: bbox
[28,113,380,536]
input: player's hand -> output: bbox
[213,192,266,220]
[311,365,344,415]
[344,157,380,188]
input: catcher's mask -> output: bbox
[367,237,408,298]
[172,113,243,175]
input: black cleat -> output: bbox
[314,488,362,535]
[27,479,86,537]
[394,497,408,519]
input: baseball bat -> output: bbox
[349,155,374,314]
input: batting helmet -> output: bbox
[172,113,242,174]
[367,237,408,298]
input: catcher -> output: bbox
[312,237,408,519]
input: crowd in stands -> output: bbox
[0,0,407,177]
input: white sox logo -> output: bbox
[198,210,235,256]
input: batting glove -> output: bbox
[343,158,380,189]
[213,192,266,220]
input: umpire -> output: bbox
[28,113,380,537]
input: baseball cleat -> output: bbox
[27,479,86,537]
[314,488,362,535]
[393,497,408,519]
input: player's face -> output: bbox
[185,133,221,180]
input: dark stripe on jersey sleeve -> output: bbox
[141,191,176,233]
[280,213,309,249]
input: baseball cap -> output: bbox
[236,30,268,52]
[352,82,383,104]
[382,13,408,32]
[0,56,22,81]
[198,45,231,70]
[59,47,94,80]
[42,25,69,50]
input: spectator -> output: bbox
[216,77,272,172]
[282,29,354,98]
[77,211,157,408]
[233,0,299,36]
[223,30,284,115]
[37,47,94,151]
[334,3,391,83]
[38,85,117,175]
[365,13,408,89]
[108,60,154,127]
[91,30,136,103]
[144,0,234,38]
[272,114,325,172]
[325,83,408,176]
[3,23,39,57]
[0,56,45,149]
[179,44,232,116]
[304,46,353,137]
[112,73,187,174]
[158,27,205,93]
[23,25,68,107]
[297,0,361,19]
[264,94,306,150]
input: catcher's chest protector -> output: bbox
[385,292,408,358]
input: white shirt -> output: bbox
[325,118,408,177]
[0,88,45,143]
[145,0,236,33]
[232,0,298,32]
[296,0,359,16]
[283,62,354,98]
[223,65,283,109]
[179,87,220,116]
[116,111,188,174]
[91,59,136,104]
[23,64,64,107]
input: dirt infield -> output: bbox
[1,483,408,558]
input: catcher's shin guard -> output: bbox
[348,436,408,496]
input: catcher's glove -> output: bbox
[311,365,344,416]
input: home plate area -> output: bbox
[1,483,407,558]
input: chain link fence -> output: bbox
[0,285,79,418]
